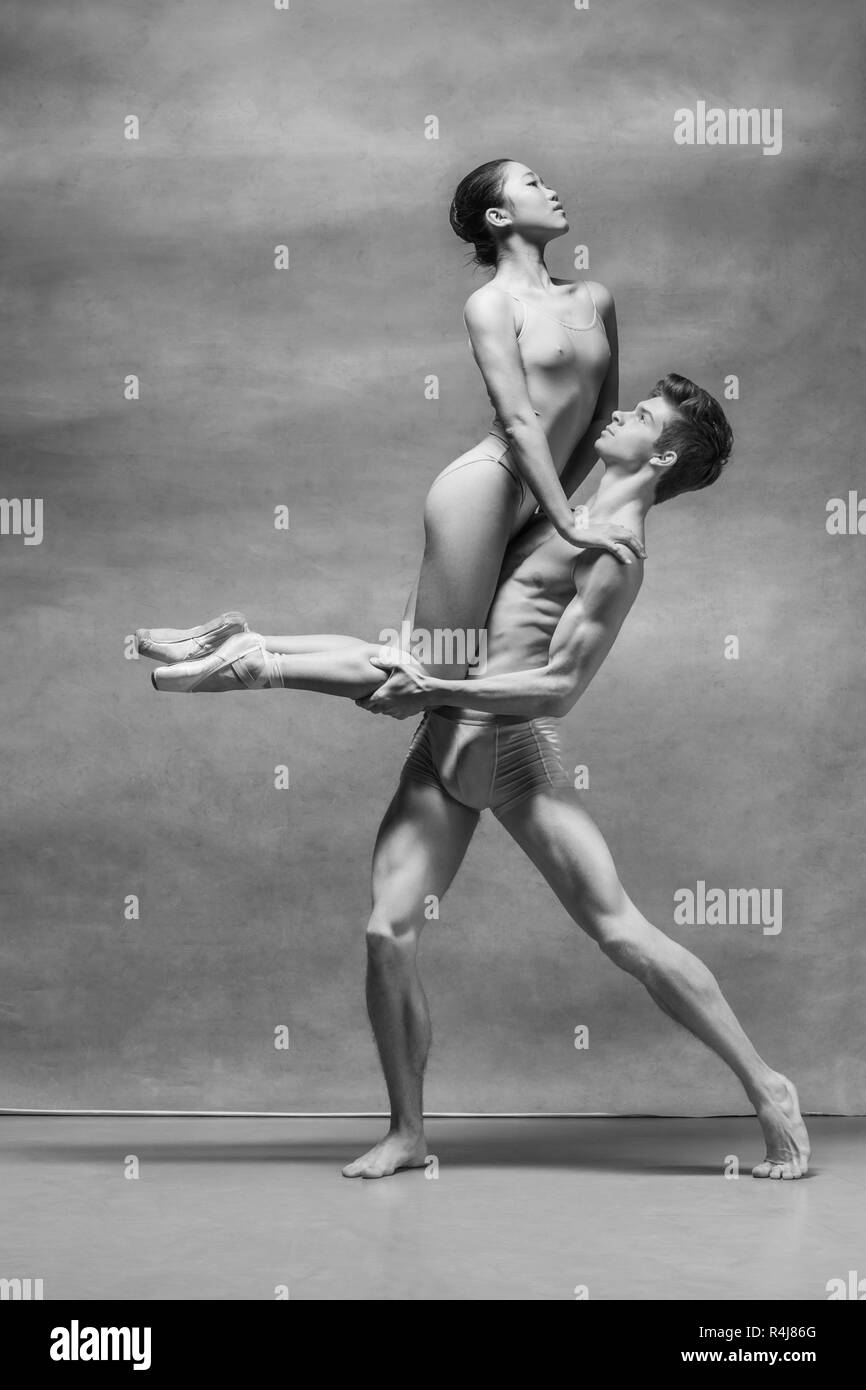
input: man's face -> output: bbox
[595,396,681,468]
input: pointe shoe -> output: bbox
[136,611,249,663]
[151,632,279,693]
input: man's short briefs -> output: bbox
[399,706,572,818]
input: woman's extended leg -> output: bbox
[143,440,521,684]
[151,634,392,699]
[260,633,366,655]
[136,615,367,665]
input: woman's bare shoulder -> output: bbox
[585,279,615,310]
[463,282,517,328]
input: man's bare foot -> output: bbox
[752,1073,811,1179]
[342,1130,427,1179]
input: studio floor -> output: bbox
[0,1116,862,1300]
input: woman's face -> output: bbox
[493,163,570,242]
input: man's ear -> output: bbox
[650,449,677,470]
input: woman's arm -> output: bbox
[463,287,576,537]
[557,283,619,501]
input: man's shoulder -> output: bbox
[572,549,644,618]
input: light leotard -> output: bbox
[429,281,611,509]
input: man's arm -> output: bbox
[362,556,643,720]
[432,556,640,717]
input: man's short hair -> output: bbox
[649,373,734,505]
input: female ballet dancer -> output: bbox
[137,158,644,690]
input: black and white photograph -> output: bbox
[1,0,864,1346]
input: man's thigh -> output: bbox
[496,786,628,935]
[370,776,480,927]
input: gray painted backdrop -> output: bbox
[2,0,864,1111]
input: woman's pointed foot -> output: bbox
[136,611,248,663]
[151,632,280,692]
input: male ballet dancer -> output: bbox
[138,374,810,1182]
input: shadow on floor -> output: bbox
[1,1132,761,1176]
